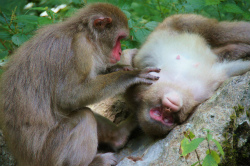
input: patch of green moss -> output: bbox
[219,113,237,166]
[247,108,250,119]
[220,108,250,166]
[233,105,244,117]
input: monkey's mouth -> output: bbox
[149,107,174,126]
[111,35,127,64]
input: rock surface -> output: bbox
[116,72,250,166]
[0,72,250,166]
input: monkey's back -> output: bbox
[0,21,77,165]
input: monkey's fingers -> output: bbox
[123,66,134,71]
[142,67,161,73]
[101,153,118,166]
[139,73,160,81]
[136,78,154,85]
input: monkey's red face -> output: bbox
[92,14,129,64]
[110,35,127,64]
[134,81,197,137]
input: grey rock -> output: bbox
[116,72,250,166]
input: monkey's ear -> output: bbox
[93,17,112,29]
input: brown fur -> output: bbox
[0,3,160,166]
[157,14,250,60]
[124,14,250,137]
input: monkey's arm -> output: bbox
[94,113,137,150]
[56,68,160,111]
[160,14,250,60]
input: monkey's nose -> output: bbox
[162,92,182,112]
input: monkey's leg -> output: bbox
[216,60,250,78]
[43,108,116,166]
[94,113,137,151]
[161,14,250,59]
[162,14,250,45]
[213,43,250,61]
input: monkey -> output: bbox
[0,3,160,166]
[122,14,250,137]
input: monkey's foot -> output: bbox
[89,153,117,166]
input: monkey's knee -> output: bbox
[68,107,98,146]
[51,108,99,166]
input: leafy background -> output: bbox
[0,0,250,73]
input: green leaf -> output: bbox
[15,15,39,24]
[0,0,26,15]
[29,7,48,11]
[133,28,150,44]
[203,128,211,133]
[224,4,244,14]
[207,133,213,141]
[65,8,78,17]
[212,139,224,157]
[191,160,200,166]
[181,137,205,156]
[0,15,6,24]
[206,150,220,164]
[0,31,12,40]
[122,10,131,19]
[145,21,159,31]
[22,24,37,33]
[46,9,55,19]
[128,19,135,29]
[0,50,8,59]
[72,0,83,5]
[12,34,30,46]
[38,17,53,25]
[202,154,218,166]
[186,0,206,10]
[189,130,196,139]
[184,130,196,139]
[205,0,221,6]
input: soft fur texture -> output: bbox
[124,14,250,137]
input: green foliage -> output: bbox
[181,137,206,156]
[0,0,249,62]
[181,129,224,166]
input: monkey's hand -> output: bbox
[106,64,133,73]
[136,67,161,85]
[89,153,117,166]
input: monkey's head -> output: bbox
[128,79,198,137]
[71,3,129,65]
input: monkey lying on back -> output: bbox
[123,14,250,137]
[0,3,160,166]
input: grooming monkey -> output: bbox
[0,3,160,166]
[123,14,250,137]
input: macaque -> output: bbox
[0,3,160,166]
[124,14,250,137]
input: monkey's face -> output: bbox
[134,81,198,137]
[88,6,129,65]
